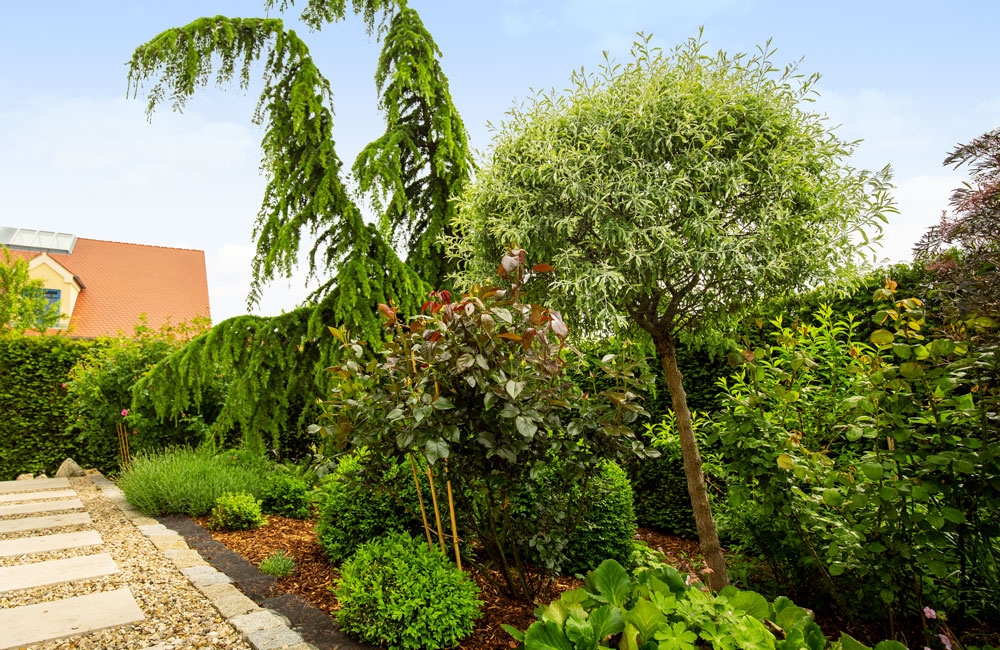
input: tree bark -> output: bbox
[652,329,729,591]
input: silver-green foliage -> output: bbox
[455,34,894,336]
[118,446,265,517]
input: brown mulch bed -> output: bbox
[196,515,702,650]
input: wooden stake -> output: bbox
[444,459,462,570]
[425,464,447,554]
[409,452,434,550]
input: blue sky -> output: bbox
[1,1,997,320]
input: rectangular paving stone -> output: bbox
[164,549,207,569]
[0,587,144,649]
[0,511,91,534]
[149,536,188,551]
[229,610,287,636]
[0,498,84,517]
[0,489,77,504]
[0,552,118,592]
[245,625,305,650]
[0,477,70,494]
[0,530,103,558]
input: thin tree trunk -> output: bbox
[652,329,729,591]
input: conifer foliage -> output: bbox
[353,6,473,289]
[127,1,472,449]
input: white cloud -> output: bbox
[0,94,323,322]
[875,174,958,265]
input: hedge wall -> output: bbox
[0,335,99,480]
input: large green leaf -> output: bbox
[590,559,632,607]
[525,621,573,650]
[623,598,666,644]
[565,617,598,650]
[589,604,625,641]
[729,589,771,620]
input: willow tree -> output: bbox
[454,36,895,590]
[128,0,472,448]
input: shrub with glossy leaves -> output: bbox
[336,532,482,650]
[209,491,266,530]
[321,248,653,600]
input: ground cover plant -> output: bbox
[513,558,899,650]
[118,446,266,517]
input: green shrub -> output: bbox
[0,335,95,479]
[315,453,420,563]
[118,446,265,516]
[336,532,482,650]
[259,550,295,577]
[209,491,266,530]
[65,318,217,470]
[563,461,637,576]
[260,472,311,519]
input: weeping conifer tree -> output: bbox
[127,0,472,451]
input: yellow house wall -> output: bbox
[27,258,80,327]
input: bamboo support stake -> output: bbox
[425,464,447,554]
[444,459,462,570]
[409,452,434,550]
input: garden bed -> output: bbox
[194,513,701,650]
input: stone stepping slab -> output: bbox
[0,587,144,649]
[0,489,77,504]
[0,512,91,535]
[0,478,70,494]
[0,530,103,558]
[0,552,118,592]
[0,498,84,517]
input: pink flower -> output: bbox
[121,409,129,417]
[939,635,952,650]
[923,607,937,620]
[61,383,67,388]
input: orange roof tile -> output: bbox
[9,238,210,338]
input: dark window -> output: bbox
[42,289,61,312]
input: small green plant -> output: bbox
[259,550,295,578]
[209,491,266,531]
[335,532,482,650]
[119,446,265,516]
[260,472,310,519]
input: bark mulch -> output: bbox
[195,515,702,650]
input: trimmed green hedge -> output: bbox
[0,335,104,479]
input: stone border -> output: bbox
[88,473,317,650]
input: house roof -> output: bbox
[10,237,210,338]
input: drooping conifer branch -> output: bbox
[263,0,398,33]
[127,16,362,306]
[353,6,473,290]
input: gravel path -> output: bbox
[0,477,253,650]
